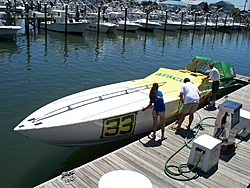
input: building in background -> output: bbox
[215,1,234,11]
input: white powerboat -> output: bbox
[85,13,117,33]
[107,12,142,32]
[14,56,243,146]
[40,10,89,34]
[0,25,21,39]
[133,19,161,31]
[116,19,142,32]
[86,21,117,33]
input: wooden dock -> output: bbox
[36,77,250,188]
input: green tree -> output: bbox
[203,2,209,13]
[230,8,240,16]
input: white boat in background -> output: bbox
[155,20,181,31]
[0,5,24,14]
[87,21,117,33]
[107,12,142,32]
[133,18,161,31]
[85,13,117,33]
[116,19,142,31]
[40,10,89,34]
[14,56,243,146]
[0,25,21,39]
[0,14,21,39]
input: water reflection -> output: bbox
[48,132,149,179]
[95,33,100,62]
[25,35,32,70]
[0,40,19,59]
[202,30,207,47]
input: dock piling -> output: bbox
[180,12,184,30]
[164,11,168,31]
[44,3,47,31]
[205,13,209,31]
[124,7,128,32]
[65,5,68,34]
[97,5,101,34]
[215,14,219,30]
[145,8,149,30]
[193,13,197,31]
[24,2,29,36]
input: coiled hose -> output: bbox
[164,113,216,181]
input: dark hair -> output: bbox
[209,61,214,68]
[149,83,159,100]
[184,78,190,83]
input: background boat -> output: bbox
[108,12,142,32]
[0,25,21,39]
[85,12,117,33]
[40,10,89,34]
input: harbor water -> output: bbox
[1,27,250,188]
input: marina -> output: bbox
[1,6,250,187]
[0,0,249,38]
[35,77,250,187]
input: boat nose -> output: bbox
[14,124,25,131]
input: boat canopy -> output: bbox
[185,56,236,81]
[214,61,236,81]
[185,56,213,73]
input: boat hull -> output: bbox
[86,22,117,33]
[155,23,181,31]
[14,63,243,146]
[116,21,142,31]
[0,26,21,39]
[40,21,88,34]
[15,92,182,146]
[134,19,161,31]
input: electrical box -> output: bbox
[236,109,250,140]
[188,134,222,173]
[213,100,242,147]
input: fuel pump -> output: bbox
[188,134,222,173]
[213,100,242,152]
[236,109,250,141]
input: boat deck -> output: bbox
[35,76,250,188]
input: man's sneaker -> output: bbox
[150,133,156,140]
[161,135,167,140]
[204,104,216,110]
[210,101,216,107]
[204,103,212,109]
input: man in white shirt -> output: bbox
[172,78,200,130]
[202,62,220,108]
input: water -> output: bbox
[1,27,250,188]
